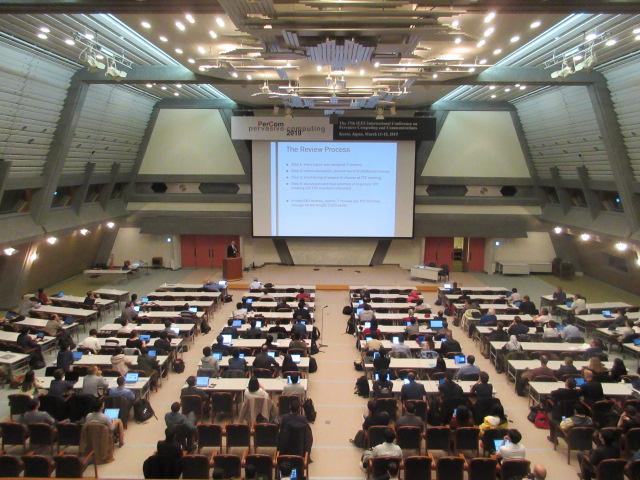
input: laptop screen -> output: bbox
[72,351,83,360]
[133,306,140,312]
[494,439,505,451]
[255,321,262,328]
[213,352,222,361]
[245,298,253,304]
[565,300,573,307]
[125,372,139,383]
[141,297,149,303]
[291,354,301,363]
[364,322,371,329]
[147,350,157,357]
[406,321,412,327]
[372,351,380,359]
[232,320,242,327]
[267,351,276,358]
[416,335,425,343]
[222,334,232,345]
[602,310,611,317]
[439,378,446,385]
[392,336,400,344]
[218,281,228,287]
[171,327,180,335]
[139,334,151,342]
[104,408,120,421]
[634,338,640,346]
[365,336,372,342]
[239,353,245,359]
[36,331,45,339]
[443,283,452,290]
[575,377,586,387]
[454,354,466,365]
[196,376,209,387]
[430,320,443,329]
[189,307,198,313]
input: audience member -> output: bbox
[361,428,402,468]
[543,320,561,339]
[549,401,593,445]
[278,396,313,457]
[557,356,579,376]
[79,329,101,353]
[552,287,567,304]
[609,357,627,382]
[578,428,619,480]
[561,318,583,341]
[228,350,247,372]
[390,336,411,358]
[508,288,522,303]
[108,375,135,402]
[396,402,423,430]
[110,348,128,375]
[496,429,526,460]
[199,346,219,377]
[455,354,481,380]
[164,401,196,452]
[579,369,604,405]
[56,343,74,372]
[507,316,529,336]
[479,308,498,326]
[400,372,426,401]
[471,371,493,398]
[450,405,474,429]
[282,373,305,399]
[571,294,587,314]
[19,398,55,425]
[439,331,462,356]
[48,368,74,398]
[518,296,537,315]
[82,366,109,397]
[479,403,509,435]
[86,398,125,447]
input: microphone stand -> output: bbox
[319,305,328,348]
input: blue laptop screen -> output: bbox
[72,351,83,360]
[454,355,466,364]
[125,372,139,383]
[575,377,586,387]
[212,352,222,361]
[196,377,209,387]
[104,408,120,421]
[430,320,443,329]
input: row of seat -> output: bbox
[0,451,96,478]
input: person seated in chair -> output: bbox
[570,294,587,314]
[390,336,411,358]
[126,331,146,352]
[294,301,312,321]
[358,303,376,322]
[83,291,97,309]
[508,288,522,304]
[249,278,262,291]
[579,369,604,405]
[199,346,219,377]
[557,356,579,376]
[82,366,109,397]
[48,368,75,398]
[552,286,566,304]
[495,429,526,460]
[608,308,629,329]
[164,401,196,452]
[518,296,537,315]
[455,354,481,380]
[153,332,172,356]
[542,320,561,339]
[617,405,640,433]
[86,398,125,447]
[561,318,583,341]
[548,401,593,446]
[471,371,493,398]
[414,299,430,314]
[507,316,529,337]
[259,288,275,302]
[181,375,210,409]
[79,329,101,353]
[439,331,462,357]
[400,372,426,401]
[488,322,510,342]
[396,401,424,430]
[253,345,279,372]
[212,335,231,356]
[438,371,464,401]
[276,298,292,312]
[583,339,604,360]
[156,429,183,470]
[534,308,551,325]
[361,427,402,468]
[479,308,498,326]
[19,398,55,425]
[243,319,263,339]
[282,373,305,399]
[227,349,247,372]
[268,319,288,337]
[295,288,311,301]
[108,375,136,402]
[288,333,308,355]
[578,428,619,480]
[291,318,308,339]
[36,288,51,305]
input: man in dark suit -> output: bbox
[227,241,239,258]
[578,428,620,480]
[278,397,313,457]
[579,370,604,405]
[400,372,427,401]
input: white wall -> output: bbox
[422,111,530,178]
[483,231,556,273]
[383,239,424,269]
[287,239,378,265]
[139,109,245,175]
[110,227,181,269]
[240,237,281,268]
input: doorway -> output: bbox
[180,235,240,268]
[424,237,485,273]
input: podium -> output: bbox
[223,256,243,280]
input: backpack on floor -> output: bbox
[200,320,211,334]
[346,316,356,335]
[308,357,318,373]
[223,295,233,303]
[173,358,185,373]
[133,399,156,423]
[303,398,317,422]
[342,305,353,316]
[355,375,370,397]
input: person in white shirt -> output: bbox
[390,336,411,358]
[497,429,526,460]
[571,294,587,314]
[361,428,402,468]
[542,320,561,339]
[232,302,248,320]
[508,288,522,304]
[282,373,306,399]
[79,329,101,353]
[358,304,376,322]
[534,308,551,325]
[249,279,262,291]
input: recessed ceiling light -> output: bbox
[493,48,502,55]
[580,233,591,242]
[359,68,365,75]
[484,27,495,37]
[505,88,511,92]
[479,58,487,65]
[29,252,38,262]
[445,67,451,71]
[197,46,206,54]
[216,17,225,28]
[209,30,218,39]
[468,67,476,73]
[515,83,520,87]
[636,34,640,41]
[246,74,252,80]
[553,226,563,234]
[159,35,168,42]
[96,54,104,60]
[174,92,180,96]
[374,61,380,68]
[634,28,640,34]
[586,33,597,41]
[477,39,486,48]
[606,38,617,46]
[491,94,496,99]
[187,58,195,64]
[530,20,541,29]
[39,26,50,33]
[615,242,628,252]
[140,21,151,29]
[432,73,438,79]
[84,32,94,40]
[37,33,47,40]
[64,38,75,46]
[484,12,496,23]
[175,48,183,54]
[520,85,526,90]
[79,229,89,236]
[231,71,238,78]
[489,85,496,90]
[145,83,153,88]
[161,86,167,90]
[175,21,186,31]
[106,222,115,229]
[264,24,272,29]
[46,236,58,245]
[3,247,17,256]
[454,37,462,44]
[510,35,520,43]
[185,13,195,24]
[176,83,182,88]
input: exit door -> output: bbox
[424,237,454,271]
[463,238,485,272]
[181,235,240,268]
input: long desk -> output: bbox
[84,269,134,278]
[529,381,633,404]
[363,313,433,325]
[439,286,510,295]
[575,312,640,332]
[29,305,98,329]
[557,302,633,316]
[250,301,315,311]
[410,266,441,282]
[37,375,151,399]
[454,303,519,314]
[244,292,316,300]
[366,379,484,395]
[226,339,311,350]
[142,300,215,311]
[52,295,115,311]
[506,359,613,384]
[0,331,57,354]
[205,356,310,370]
[350,285,416,294]
[95,337,183,351]
[446,294,506,302]
[99,323,196,342]
[246,312,315,321]
[192,377,308,393]
[147,291,221,302]
[488,341,590,366]
[249,285,315,293]
[136,311,205,323]
[94,288,130,306]
[540,294,575,309]
[350,293,423,302]
[361,303,418,312]
[364,358,461,372]
[0,351,30,376]
[359,340,440,351]
[14,317,80,337]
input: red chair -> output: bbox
[435,456,464,480]
[276,454,309,480]
[0,455,24,477]
[426,426,451,454]
[367,456,401,480]
[53,451,97,478]
[181,454,211,479]
[253,423,279,452]
[468,457,498,480]
[397,426,422,453]
[226,424,251,452]
[556,426,594,464]
[212,454,242,478]
[0,422,29,453]
[403,455,433,480]
[244,453,274,479]
[500,459,530,479]
[196,424,223,454]
[22,453,55,477]
[28,423,57,454]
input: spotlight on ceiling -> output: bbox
[553,226,563,234]
[3,247,17,256]
[106,222,115,229]
[46,236,58,245]
[79,229,90,236]
[166,237,172,243]
[615,242,628,252]
[29,252,38,262]
[580,233,591,242]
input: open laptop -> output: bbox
[575,377,586,387]
[245,298,253,305]
[601,310,612,318]
[634,338,640,346]
[365,336,373,342]
[430,320,444,329]
[141,297,149,303]
[454,354,466,365]
[218,281,228,288]
[72,351,83,361]
[53,291,64,298]
[565,300,573,307]
[171,327,180,335]
[212,352,223,361]
[494,439,505,451]
[147,350,157,357]
[139,334,151,342]
[443,283,452,290]
[356,308,364,316]
[255,320,263,328]
[239,353,246,359]
[392,336,400,344]
[291,354,301,364]
[363,322,371,329]
[416,335,425,343]
[188,307,198,313]
[267,351,277,358]
[232,320,242,327]
[125,372,139,384]
[372,351,380,359]
[196,376,210,387]
[133,306,140,312]
[222,334,232,345]
[439,378,446,385]
[104,408,120,421]
[374,373,390,381]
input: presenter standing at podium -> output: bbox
[227,240,239,258]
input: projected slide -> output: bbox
[253,141,415,238]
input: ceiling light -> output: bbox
[490,94,496,99]
[454,37,462,44]
[176,83,182,88]
[39,26,50,33]
[3,247,17,256]
[505,88,511,92]
[573,55,583,62]
[553,226,563,234]
[175,48,183,54]
[145,83,153,88]
[79,229,89,236]
[64,38,75,46]
[84,32,94,40]
[29,252,38,262]
[489,85,496,90]
[359,68,365,75]
[161,86,167,90]
[484,12,496,23]
[605,38,617,46]
[636,35,640,41]
[477,39,486,48]
[530,20,542,29]
[634,28,640,34]
[515,83,520,87]
[187,58,195,64]
[374,61,380,68]
[174,92,179,96]
[484,27,495,37]
[264,24,272,29]
[519,85,526,90]
[510,35,520,43]
[197,46,206,55]
[451,19,459,28]
[95,54,104,60]
[208,30,218,40]
[37,33,47,40]
[468,67,476,73]
[159,35,168,42]
[175,21,186,31]
[580,233,591,242]
[46,236,58,245]
[586,33,597,41]
[246,74,252,80]
[215,17,225,28]
[615,242,628,252]
[140,21,151,29]
[479,59,487,65]
[185,13,195,24]
[432,73,438,79]
[636,255,640,267]
[493,48,502,55]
